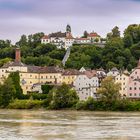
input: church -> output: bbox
[41,25,75,49]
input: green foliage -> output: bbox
[97,76,121,102]
[21,93,48,100]
[0,58,12,67]
[41,85,54,94]
[0,77,16,108]
[8,99,44,109]
[9,72,23,99]
[45,83,79,109]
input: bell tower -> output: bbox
[66,24,71,37]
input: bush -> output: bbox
[8,99,44,109]
[76,101,86,110]
[41,85,54,94]
[20,93,48,100]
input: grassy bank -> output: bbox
[5,98,140,111]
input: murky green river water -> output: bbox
[0,110,140,140]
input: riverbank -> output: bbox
[3,98,140,112]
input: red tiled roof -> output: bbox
[84,70,97,79]
[42,35,49,39]
[66,34,74,39]
[88,32,100,37]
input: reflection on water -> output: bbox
[0,110,140,140]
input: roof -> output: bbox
[111,67,119,71]
[88,32,100,38]
[62,69,80,76]
[42,35,49,39]
[28,66,64,73]
[65,34,74,39]
[84,70,97,79]
[49,32,66,38]
[2,61,27,68]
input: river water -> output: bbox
[0,110,140,140]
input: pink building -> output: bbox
[127,59,140,98]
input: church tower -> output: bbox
[66,24,71,37]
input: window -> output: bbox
[41,76,43,79]
[130,93,132,96]
[130,87,132,90]
[134,93,137,96]
[134,87,137,90]
[30,75,32,77]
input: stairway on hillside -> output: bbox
[62,47,71,66]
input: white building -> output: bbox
[107,67,120,77]
[74,38,91,44]
[41,25,75,50]
[74,70,99,100]
[87,32,101,43]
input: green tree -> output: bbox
[97,76,121,102]
[47,83,79,109]
[0,77,16,107]
[9,72,23,99]
[83,31,89,38]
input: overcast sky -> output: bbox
[0,0,140,43]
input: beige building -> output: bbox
[115,70,130,97]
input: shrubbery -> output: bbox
[8,99,44,109]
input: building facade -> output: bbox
[127,60,140,98]
[115,71,130,97]
[73,70,99,100]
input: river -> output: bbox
[0,110,140,140]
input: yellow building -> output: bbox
[61,69,80,85]
[115,70,130,97]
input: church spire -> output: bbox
[66,24,71,33]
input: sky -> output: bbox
[0,0,140,44]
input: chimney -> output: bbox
[15,48,21,62]
[138,59,140,67]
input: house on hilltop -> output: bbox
[41,25,75,49]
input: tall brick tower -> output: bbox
[15,48,21,62]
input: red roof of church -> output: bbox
[88,32,100,37]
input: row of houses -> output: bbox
[0,48,139,100]
[41,25,102,49]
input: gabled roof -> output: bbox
[42,35,49,39]
[111,67,119,71]
[2,61,27,68]
[62,69,80,76]
[88,32,100,38]
[65,34,74,39]
[27,66,64,73]
[49,32,66,38]
[84,70,97,79]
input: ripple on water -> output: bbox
[0,110,140,140]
